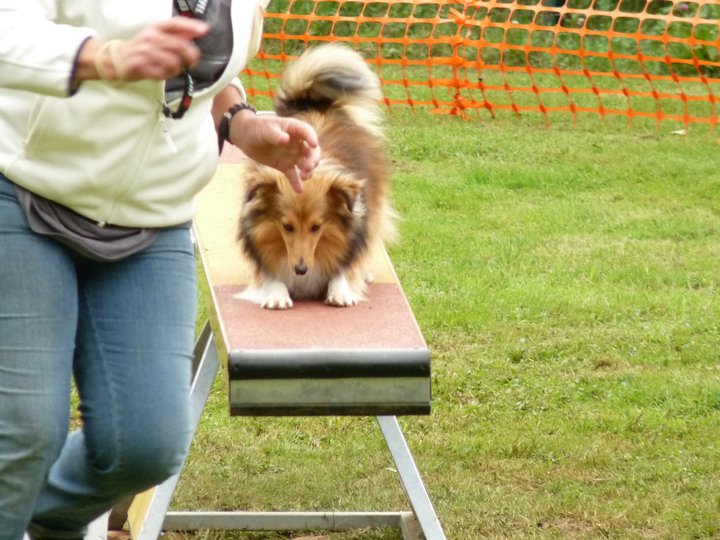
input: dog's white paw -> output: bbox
[261,291,293,310]
[325,274,362,307]
[236,281,293,310]
[326,291,360,307]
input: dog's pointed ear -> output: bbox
[328,179,362,213]
[245,180,279,204]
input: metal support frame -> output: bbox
[115,320,445,540]
[377,416,446,540]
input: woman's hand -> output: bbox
[231,112,321,193]
[74,17,209,84]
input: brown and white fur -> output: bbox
[236,44,396,309]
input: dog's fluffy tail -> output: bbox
[274,44,383,134]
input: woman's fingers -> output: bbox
[118,18,209,80]
[155,17,210,41]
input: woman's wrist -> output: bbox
[93,40,126,81]
[73,38,124,83]
[72,38,103,85]
[218,102,257,153]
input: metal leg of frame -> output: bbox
[163,510,416,536]
[377,415,446,540]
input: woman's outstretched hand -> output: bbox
[231,112,321,193]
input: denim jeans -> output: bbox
[0,175,197,539]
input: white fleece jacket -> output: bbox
[0,0,264,227]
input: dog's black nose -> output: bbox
[294,263,308,276]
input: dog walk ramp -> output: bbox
[107,145,445,540]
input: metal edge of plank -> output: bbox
[228,348,431,379]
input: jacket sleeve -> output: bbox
[0,1,96,97]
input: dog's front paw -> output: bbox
[261,282,294,310]
[262,295,293,310]
[325,274,362,307]
[236,281,293,310]
[326,290,361,307]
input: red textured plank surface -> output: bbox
[214,282,426,352]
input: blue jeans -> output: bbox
[0,175,197,539]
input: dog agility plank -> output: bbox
[117,146,444,540]
[193,145,431,416]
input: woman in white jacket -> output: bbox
[0,2,319,539]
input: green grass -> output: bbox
[171,109,720,539]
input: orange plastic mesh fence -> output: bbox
[245,0,720,130]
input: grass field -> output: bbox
[169,109,719,539]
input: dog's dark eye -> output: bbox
[283,223,295,233]
[310,224,321,233]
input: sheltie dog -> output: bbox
[235,43,396,309]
